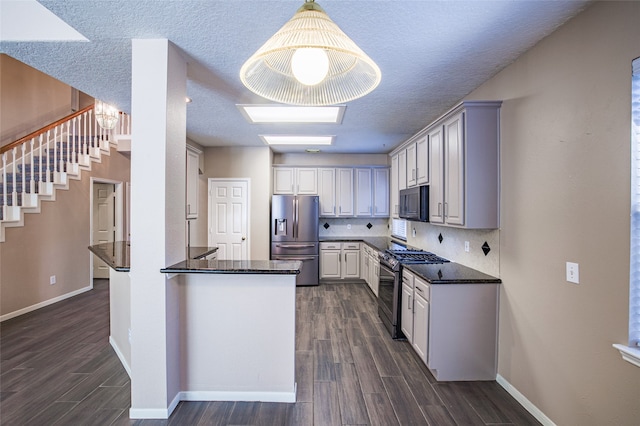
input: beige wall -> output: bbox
[465,2,639,424]
[0,54,73,146]
[0,150,131,317]
[273,152,389,166]
[200,146,272,260]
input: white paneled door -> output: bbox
[93,183,115,278]
[208,179,249,260]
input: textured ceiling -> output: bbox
[0,0,591,154]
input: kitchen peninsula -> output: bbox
[89,243,301,403]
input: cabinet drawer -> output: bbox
[402,269,415,287]
[320,242,341,250]
[343,242,360,250]
[414,277,430,302]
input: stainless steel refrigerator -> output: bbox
[270,195,319,286]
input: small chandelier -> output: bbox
[94,99,119,130]
[240,0,381,106]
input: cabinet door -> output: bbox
[412,292,429,363]
[444,113,465,226]
[370,255,379,297]
[390,154,399,218]
[336,168,354,216]
[355,168,373,216]
[318,168,336,217]
[361,246,369,285]
[296,168,318,195]
[398,150,407,191]
[342,249,360,279]
[320,249,341,279]
[416,136,429,185]
[401,283,414,342]
[373,168,389,217]
[406,143,417,187]
[273,168,295,194]
[429,126,445,224]
[186,149,199,219]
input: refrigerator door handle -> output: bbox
[276,244,315,248]
[294,198,299,239]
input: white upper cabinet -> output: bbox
[429,126,444,224]
[428,101,501,229]
[373,168,390,217]
[318,168,336,217]
[336,168,354,216]
[406,143,417,187]
[296,168,318,194]
[355,168,373,216]
[390,154,399,218]
[273,167,318,195]
[278,165,389,218]
[186,145,201,220]
[416,136,429,185]
[398,149,407,191]
[273,168,295,194]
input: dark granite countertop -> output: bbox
[88,242,218,272]
[404,262,501,285]
[161,259,302,275]
[319,236,408,252]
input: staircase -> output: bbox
[0,105,131,242]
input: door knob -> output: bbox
[242,237,246,241]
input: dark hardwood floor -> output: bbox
[0,279,540,425]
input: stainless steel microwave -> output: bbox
[399,185,429,222]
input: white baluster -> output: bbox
[11,147,17,206]
[20,144,26,203]
[83,111,87,157]
[53,127,58,173]
[46,130,51,183]
[29,139,35,194]
[2,152,7,212]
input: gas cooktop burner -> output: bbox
[385,249,450,264]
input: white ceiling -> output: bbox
[0,0,591,154]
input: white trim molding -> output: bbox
[109,336,132,377]
[0,285,92,322]
[496,374,556,426]
[613,344,640,368]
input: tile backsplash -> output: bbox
[319,218,389,238]
[405,222,500,277]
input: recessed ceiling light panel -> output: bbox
[238,105,345,124]
[260,135,334,145]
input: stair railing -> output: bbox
[0,105,129,220]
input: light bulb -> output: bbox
[291,48,329,86]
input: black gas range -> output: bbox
[378,248,449,339]
[379,249,450,271]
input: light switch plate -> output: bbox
[566,262,579,284]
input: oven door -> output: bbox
[377,259,401,339]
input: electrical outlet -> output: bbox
[128,328,132,343]
[566,262,579,284]
[464,241,470,252]
[49,275,56,285]
[347,224,351,230]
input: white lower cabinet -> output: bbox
[400,270,414,342]
[361,244,379,296]
[320,242,360,280]
[411,278,429,363]
[401,266,499,381]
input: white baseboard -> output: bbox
[129,407,173,420]
[179,387,297,403]
[0,285,93,322]
[109,336,131,378]
[496,374,556,426]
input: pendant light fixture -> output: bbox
[94,99,119,130]
[240,0,381,106]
